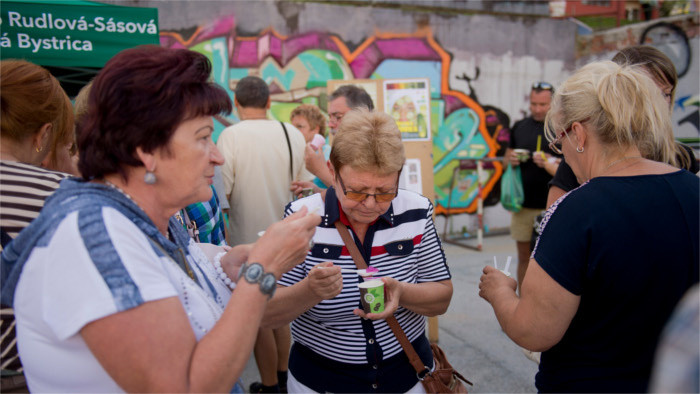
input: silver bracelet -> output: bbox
[213,251,236,290]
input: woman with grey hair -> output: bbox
[264,109,453,393]
[479,61,698,392]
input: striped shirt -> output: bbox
[279,187,451,365]
[0,161,69,239]
[0,160,69,374]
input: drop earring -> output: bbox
[144,171,157,184]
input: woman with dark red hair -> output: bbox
[1,45,320,392]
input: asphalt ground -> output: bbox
[241,233,539,393]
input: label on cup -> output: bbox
[358,279,385,313]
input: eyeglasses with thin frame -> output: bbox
[328,112,345,123]
[549,118,588,154]
[337,173,398,203]
[532,82,554,91]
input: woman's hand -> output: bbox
[249,206,321,278]
[478,265,517,304]
[353,277,403,320]
[219,244,253,279]
[307,262,343,300]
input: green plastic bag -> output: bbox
[501,164,524,212]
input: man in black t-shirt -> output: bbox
[504,82,559,292]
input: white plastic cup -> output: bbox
[310,134,325,151]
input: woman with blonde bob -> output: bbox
[265,109,453,393]
[479,61,698,392]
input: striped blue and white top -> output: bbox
[279,187,451,364]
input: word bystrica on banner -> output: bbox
[0,1,159,67]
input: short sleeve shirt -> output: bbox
[14,207,231,392]
[509,117,559,208]
[533,171,699,392]
[279,188,451,364]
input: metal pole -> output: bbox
[476,159,484,251]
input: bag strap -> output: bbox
[334,221,430,378]
[280,122,294,181]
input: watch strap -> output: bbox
[238,262,276,299]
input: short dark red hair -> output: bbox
[77,45,231,180]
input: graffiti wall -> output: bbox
[161,21,506,215]
[144,0,697,231]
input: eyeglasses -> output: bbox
[549,118,588,154]
[548,125,572,155]
[532,82,554,92]
[328,112,345,123]
[337,173,398,203]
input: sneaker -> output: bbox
[522,348,541,364]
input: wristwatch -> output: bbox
[238,262,277,299]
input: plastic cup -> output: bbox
[358,279,385,313]
[513,149,530,162]
[310,134,325,150]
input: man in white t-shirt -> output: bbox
[216,75,307,393]
[217,76,308,246]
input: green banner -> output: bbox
[0,0,159,67]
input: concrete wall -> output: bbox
[109,1,698,234]
[575,15,700,140]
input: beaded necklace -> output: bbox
[102,181,226,336]
[103,180,196,281]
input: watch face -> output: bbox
[244,263,263,282]
[260,273,277,294]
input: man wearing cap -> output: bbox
[503,82,560,294]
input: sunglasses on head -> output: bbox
[337,173,398,203]
[532,82,554,92]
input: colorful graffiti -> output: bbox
[160,19,505,215]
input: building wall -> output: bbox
[112,1,698,233]
[575,15,700,140]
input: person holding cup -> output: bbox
[479,61,699,392]
[264,109,453,393]
[503,81,561,293]
[290,104,330,200]
[0,46,320,392]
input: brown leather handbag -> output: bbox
[335,221,472,393]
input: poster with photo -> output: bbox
[383,78,431,141]
[399,158,423,195]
